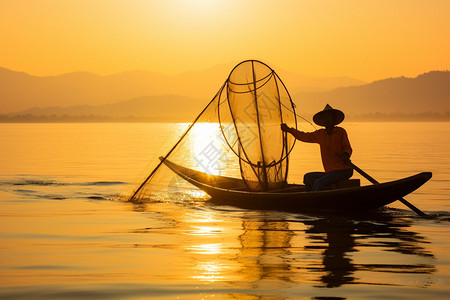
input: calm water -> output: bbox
[0,122,449,299]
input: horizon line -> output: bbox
[2,64,448,83]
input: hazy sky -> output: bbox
[1,0,449,81]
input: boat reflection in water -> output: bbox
[130,196,436,290]
[233,212,435,289]
[304,216,435,288]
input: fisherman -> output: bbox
[281,104,353,191]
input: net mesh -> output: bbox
[126,60,311,202]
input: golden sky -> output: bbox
[1,0,449,81]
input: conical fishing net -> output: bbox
[126,60,312,202]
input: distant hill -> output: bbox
[1,66,448,122]
[0,65,364,114]
[17,95,204,122]
[293,71,450,114]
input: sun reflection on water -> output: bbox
[188,226,222,236]
[184,122,240,177]
[188,243,223,255]
[192,261,230,282]
[185,188,208,199]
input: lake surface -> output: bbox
[0,122,449,299]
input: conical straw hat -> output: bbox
[313,104,345,126]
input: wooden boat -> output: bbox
[162,158,432,212]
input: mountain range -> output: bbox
[292,71,450,115]
[0,65,364,115]
[0,65,449,122]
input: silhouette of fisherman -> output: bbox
[281,104,353,191]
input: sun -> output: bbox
[182,0,222,10]
[172,0,230,25]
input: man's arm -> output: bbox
[342,129,352,156]
[280,123,291,133]
[335,129,353,165]
[336,152,352,165]
[280,123,318,143]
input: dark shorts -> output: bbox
[303,169,354,191]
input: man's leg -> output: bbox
[303,172,326,191]
[311,169,354,191]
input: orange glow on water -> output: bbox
[0,123,447,297]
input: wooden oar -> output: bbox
[348,161,428,217]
